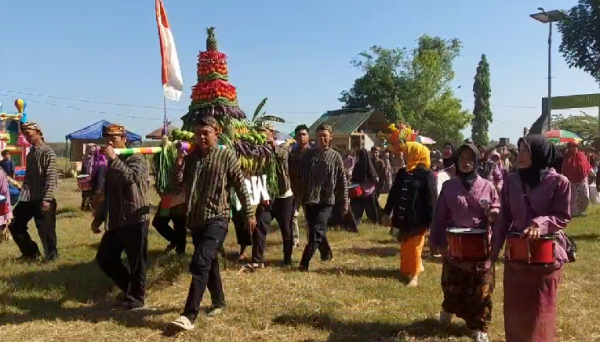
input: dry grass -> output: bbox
[0,180,599,342]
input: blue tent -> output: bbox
[65,120,142,142]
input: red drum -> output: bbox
[0,195,9,216]
[77,174,92,191]
[447,228,489,262]
[348,184,364,198]
[506,232,555,265]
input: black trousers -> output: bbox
[96,221,149,306]
[328,202,358,233]
[300,204,333,269]
[252,196,295,264]
[152,209,186,254]
[183,219,228,322]
[9,199,58,260]
[350,193,380,225]
[233,211,252,247]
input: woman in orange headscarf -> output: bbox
[383,142,435,286]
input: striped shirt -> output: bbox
[94,154,150,230]
[20,144,57,202]
[298,147,349,206]
[288,145,310,197]
[273,145,292,197]
[175,146,253,228]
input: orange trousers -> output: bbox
[399,232,426,277]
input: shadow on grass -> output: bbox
[569,233,599,242]
[0,249,189,330]
[0,294,175,331]
[317,267,399,280]
[344,246,397,258]
[273,313,470,342]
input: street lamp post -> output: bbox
[530,8,566,132]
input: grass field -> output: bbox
[0,179,599,342]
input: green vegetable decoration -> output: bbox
[175,27,286,197]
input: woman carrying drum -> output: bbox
[491,134,572,342]
[430,143,499,342]
[382,142,434,287]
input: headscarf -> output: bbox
[517,134,559,189]
[442,142,459,168]
[351,148,378,184]
[83,144,96,174]
[404,142,431,172]
[455,144,480,191]
[489,151,502,167]
[91,149,107,181]
[561,143,592,183]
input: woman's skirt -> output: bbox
[570,180,590,215]
[441,260,493,332]
[504,262,562,342]
[399,231,426,277]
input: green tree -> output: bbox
[551,113,599,146]
[339,35,471,143]
[557,1,600,82]
[471,54,492,145]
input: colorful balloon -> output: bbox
[14,99,25,113]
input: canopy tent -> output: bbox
[145,123,178,140]
[66,120,142,141]
[65,120,142,163]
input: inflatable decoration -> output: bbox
[0,99,30,170]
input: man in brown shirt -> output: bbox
[169,116,256,332]
[9,122,58,262]
[92,124,150,310]
[244,123,295,269]
[297,124,348,271]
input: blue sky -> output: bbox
[1,0,598,143]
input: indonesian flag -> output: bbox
[155,0,183,102]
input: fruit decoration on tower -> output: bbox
[153,27,283,199]
[182,27,245,127]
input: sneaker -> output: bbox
[242,263,264,272]
[169,316,195,332]
[472,331,489,342]
[113,301,144,311]
[439,311,453,325]
[206,306,224,318]
[406,276,419,287]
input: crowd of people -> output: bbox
[0,117,595,342]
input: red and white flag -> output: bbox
[155,0,184,102]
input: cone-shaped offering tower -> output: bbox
[182,27,245,129]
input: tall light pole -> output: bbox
[530,8,566,132]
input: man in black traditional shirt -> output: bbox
[297,124,348,271]
[92,124,150,310]
[9,122,58,262]
[169,116,256,332]
[244,123,295,270]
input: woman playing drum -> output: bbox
[430,143,499,342]
[491,134,571,342]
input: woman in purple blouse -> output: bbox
[491,134,571,342]
[431,144,499,342]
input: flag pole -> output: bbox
[163,95,168,136]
